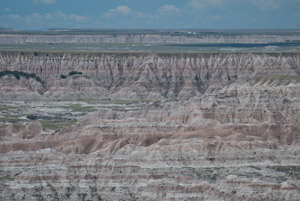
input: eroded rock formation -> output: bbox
[1,51,300,201]
[1,32,300,44]
[0,51,300,100]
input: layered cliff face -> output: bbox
[0,52,300,100]
[1,84,300,200]
[1,51,300,201]
[1,33,300,44]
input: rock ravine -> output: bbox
[1,49,300,201]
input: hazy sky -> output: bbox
[1,0,300,30]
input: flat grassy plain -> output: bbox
[1,42,300,53]
[1,29,300,36]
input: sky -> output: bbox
[1,0,300,30]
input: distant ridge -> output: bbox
[0,27,17,31]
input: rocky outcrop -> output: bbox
[1,90,300,200]
[0,75,45,100]
[1,33,300,44]
[1,51,300,200]
[0,51,300,100]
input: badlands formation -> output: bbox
[1,30,300,44]
[1,31,300,201]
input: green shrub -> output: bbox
[61,71,83,79]
[69,71,82,76]
[60,74,67,79]
[0,70,44,84]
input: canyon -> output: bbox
[1,31,300,201]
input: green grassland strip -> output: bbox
[78,98,152,105]
[39,120,76,130]
[0,124,8,128]
[0,117,21,123]
[62,104,94,112]
[0,105,17,111]
[268,166,300,179]
[269,166,300,173]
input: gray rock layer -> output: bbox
[1,52,300,201]
[0,33,300,44]
[0,52,300,100]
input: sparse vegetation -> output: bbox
[89,186,97,193]
[269,166,300,179]
[0,117,22,124]
[210,174,217,181]
[47,183,59,200]
[62,104,94,112]
[69,71,83,76]
[60,74,67,79]
[78,193,87,201]
[0,124,8,128]
[78,98,152,105]
[0,70,44,84]
[0,105,17,111]
[249,166,262,170]
[0,176,14,181]
[97,194,102,201]
[207,157,216,162]
[39,120,76,130]
[66,185,75,198]
[60,71,83,79]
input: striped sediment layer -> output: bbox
[1,51,300,200]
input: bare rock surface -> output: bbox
[1,52,300,100]
[1,51,300,200]
[1,32,300,44]
[0,75,45,100]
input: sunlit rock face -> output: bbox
[1,52,300,100]
[1,51,300,201]
[1,32,300,44]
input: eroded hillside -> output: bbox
[1,31,300,44]
[1,51,300,201]
[0,51,300,100]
